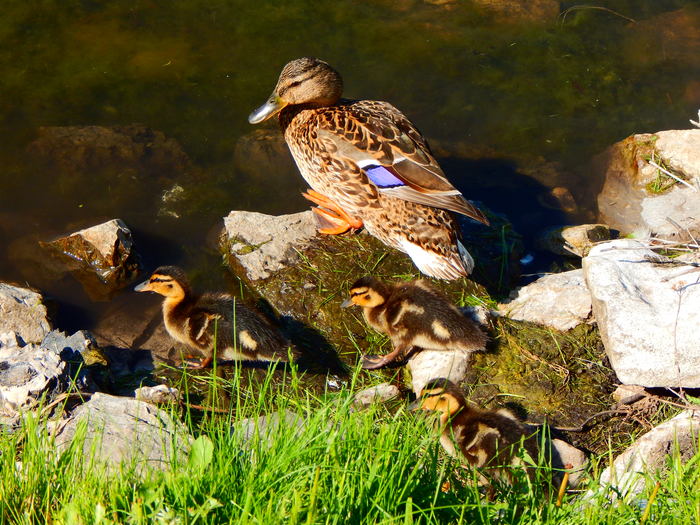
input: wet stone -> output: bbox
[536,224,612,257]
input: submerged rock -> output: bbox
[498,270,592,331]
[596,129,700,242]
[39,219,140,301]
[585,410,700,502]
[0,282,52,344]
[583,239,700,387]
[54,393,192,475]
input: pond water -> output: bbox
[1,0,699,334]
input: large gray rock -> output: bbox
[498,270,592,331]
[40,219,140,300]
[221,210,319,280]
[0,283,51,344]
[54,393,192,474]
[586,410,700,501]
[596,130,700,242]
[583,239,700,387]
[408,350,473,397]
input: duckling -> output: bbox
[248,57,489,280]
[134,266,293,368]
[342,276,487,369]
[410,378,540,484]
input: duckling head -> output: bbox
[342,276,389,308]
[249,57,343,124]
[410,378,466,419]
[134,266,190,303]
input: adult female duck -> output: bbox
[249,57,488,280]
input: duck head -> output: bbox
[409,378,466,419]
[341,276,389,308]
[248,57,343,124]
[134,265,190,302]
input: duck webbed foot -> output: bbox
[302,189,363,235]
[361,345,416,369]
[182,356,213,369]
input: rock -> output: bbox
[135,385,181,405]
[537,224,612,257]
[233,410,305,447]
[596,130,700,243]
[470,0,559,23]
[550,438,588,488]
[40,330,104,392]
[0,283,52,344]
[39,219,140,301]
[28,124,191,176]
[585,410,700,501]
[221,210,319,281]
[54,393,192,474]
[612,385,646,407]
[0,337,66,416]
[498,270,592,331]
[353,383,401,408]
[408,350,473,397]
[233,129,297,182]
[538,187,578,214]
[583,239,700,387]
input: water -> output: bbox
[1,0,699,333]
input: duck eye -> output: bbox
[167,284,173,288]
[364,294,371,300]
[290,80,302,87]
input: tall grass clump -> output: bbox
[1,362,700,523]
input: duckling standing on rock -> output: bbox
[342,276,487,369]
[410,378,540,485]
[135,266,294,368]
[248,57,489,280]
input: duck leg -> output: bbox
[302,189,363,235]
[361,344,415,369]
[182,356,213,369]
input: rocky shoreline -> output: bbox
[1,121,699,496]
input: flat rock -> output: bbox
[0,283,51,344]
[54,393,192,474]
[596,130,700,242]
[353,383,401,408]
[135,385,181,405]
[585,410,700,501]
[221,210,319,281]
[40,219,140,300]
[498,270,592,331]
[583,239,700,387]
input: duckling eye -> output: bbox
[289,80,302,87]
[364,294,371,300]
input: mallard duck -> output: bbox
[134,266,293,368]
[248,57,489,280]
[410,378,540,484]
[342,276,487,369]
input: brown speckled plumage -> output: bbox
[249,58,488,280]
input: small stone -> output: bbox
[498,270,592,331]
[134,385,181,404]
[539,187,578,213]
[612,385,646,405]
[537,224,612,257]
[233,410,305,447]
[408,349,473,397]
[353,383,401,408]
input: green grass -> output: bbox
[1,363,699,524]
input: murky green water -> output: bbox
[1,0,699,329]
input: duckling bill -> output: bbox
[412,378,540,484]
[135,266,293,368]
[343,276,487,369]
[249,57,489,280]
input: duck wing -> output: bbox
[317,100,489,225]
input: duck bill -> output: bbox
[408,400,422,411]
[340,298,354,308]
[248,95,288,124]
[134,280,151,292]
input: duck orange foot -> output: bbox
[302,189,363,235]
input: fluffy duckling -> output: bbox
[411,378,540,484]
[135,266,293,368]
[342,276,487,369]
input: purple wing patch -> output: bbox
[365,165,405,188]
